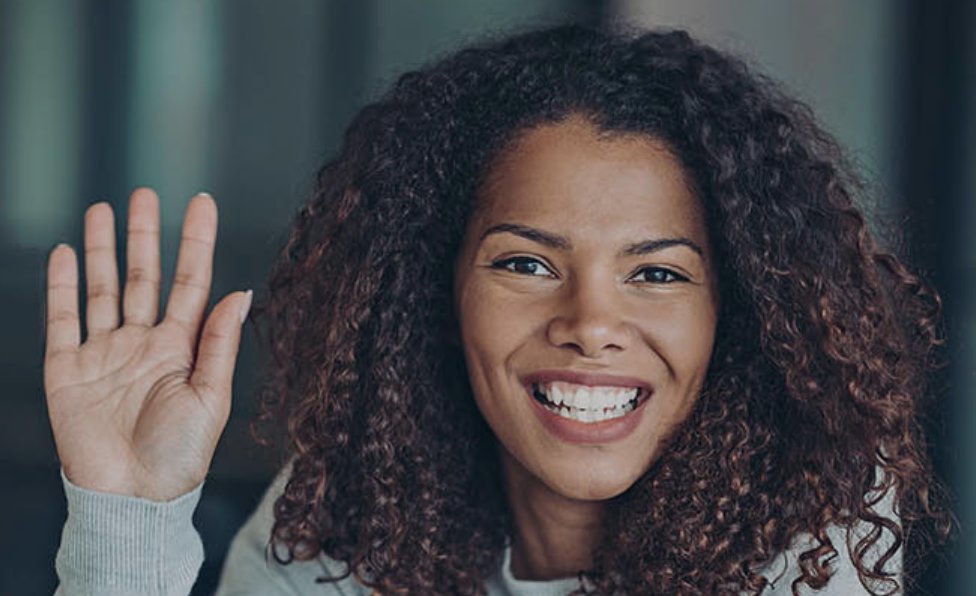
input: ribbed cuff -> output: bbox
[55,470,205,596]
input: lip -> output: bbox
[521,369,653,444]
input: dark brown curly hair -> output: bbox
[253,24,954,594]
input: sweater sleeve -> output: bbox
[53,470,204,596]
[53,466,365,596]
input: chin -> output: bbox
[543,457,649,502]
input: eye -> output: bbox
[490,256,555,277]
[630,266,688,284]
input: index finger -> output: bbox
[46,244,81,357]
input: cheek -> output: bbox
[456,284,534,436]
[638,297,718,374]
[458,281,526,381]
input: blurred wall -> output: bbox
[610,0,898,195]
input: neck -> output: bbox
[501,451,606,581]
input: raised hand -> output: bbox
[43,188,251,501]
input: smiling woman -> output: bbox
[47,25,952,595]
[454,119,719,511]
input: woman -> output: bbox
[46,25,951,594]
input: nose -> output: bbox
[546,275,633,357]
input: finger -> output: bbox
[123,188,161,326]
[190,290,251,412]
[45,244,81,357]
[84,202,120,337]
[164,193,217,335]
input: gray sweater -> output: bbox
[54,468,901,595]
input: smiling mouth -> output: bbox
[530,381,647,423]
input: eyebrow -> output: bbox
[480,222,705,258]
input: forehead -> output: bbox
[477,117,705,239]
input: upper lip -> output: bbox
[521,369,653,396]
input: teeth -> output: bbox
[577,386,591,406]
[534,381,642,423]
[541,402,632,423]
[553,385,568,407]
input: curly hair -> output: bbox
[253,24,954,594]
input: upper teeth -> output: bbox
[537,381,640,410]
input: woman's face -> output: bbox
[454,116,719,501]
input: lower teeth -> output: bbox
[543,402,634,423]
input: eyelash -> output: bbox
[490,256,689,284]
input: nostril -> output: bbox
[545,314,631,358]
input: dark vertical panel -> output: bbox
[78,0,133,205]
[895,0,975,594]
[316,0,375,147]
[898,0,973,267]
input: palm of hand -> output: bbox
[44,189,251,501]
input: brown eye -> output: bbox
[491,256,554,277]
[631,266,687,284]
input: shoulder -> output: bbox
[217,467,903,595]
[216,465,372,596]
[757,478,902,595]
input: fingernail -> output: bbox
[196,191,213,199]
[239,289,253,324]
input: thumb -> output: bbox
[190,289,252,406]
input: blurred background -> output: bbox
[0,0,971,593]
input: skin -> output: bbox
[453,115,720,580]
